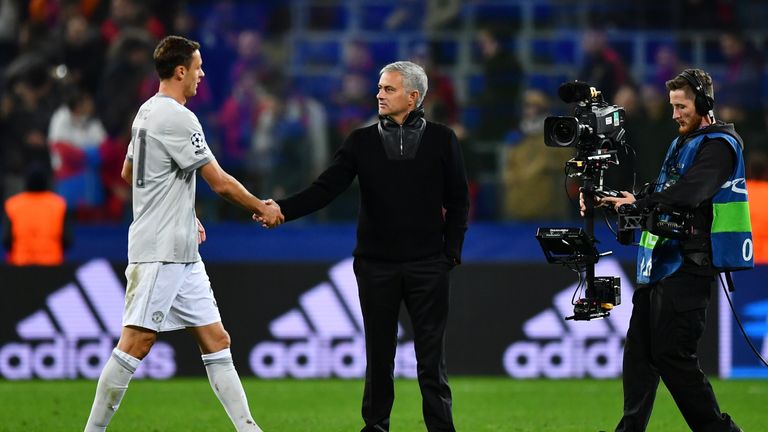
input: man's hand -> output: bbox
[252,199,285,228]
[580,189,636,215]
[579,191,588,216]
[578,190,604,216]
[601,191,636,211]
[196,218,206,244]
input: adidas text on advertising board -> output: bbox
[0,260,176,379]
[503,259,634,378]
[249,258,417,379]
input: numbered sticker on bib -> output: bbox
[743,238,753,262]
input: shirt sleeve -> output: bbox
[277,132,359,221]
[162,111,213,172]
[47,108,67,142]
[635,137,735,210]
[442,128,470,263]
[126,136,134,162]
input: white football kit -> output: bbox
[123,94,220,331]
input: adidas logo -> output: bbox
[502,258,635,378]
[249,258,417,379]
[0,259,175,380]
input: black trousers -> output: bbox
[616,272,741,432]
[354,255,455,432]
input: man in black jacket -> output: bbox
[599,69,749,432]
[260,61,469,432]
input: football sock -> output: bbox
[84,348,141,432]
[202,348,263,431]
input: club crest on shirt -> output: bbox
[151,311,164,324]
[191,132,207,155]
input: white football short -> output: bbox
[123,261,221,332]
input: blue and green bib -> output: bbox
[636,132,754,284]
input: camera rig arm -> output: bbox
[537,81,628,321]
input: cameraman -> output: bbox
[595,69,753,432]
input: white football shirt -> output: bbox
[126,94,213,263]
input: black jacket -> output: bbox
[278,112,469,263]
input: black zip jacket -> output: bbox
[277,110,469,263]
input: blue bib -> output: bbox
[636,131,754,284]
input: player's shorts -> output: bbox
[123,261,221,332]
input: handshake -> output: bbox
[252,198,285,228]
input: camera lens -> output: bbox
[554,120,575,144]
[544,116,580,147]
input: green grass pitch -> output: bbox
[0,378,765,431]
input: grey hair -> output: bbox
[379,61,428,106]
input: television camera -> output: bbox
[537,82,627,321]
[544,81,627,197]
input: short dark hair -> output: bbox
[25,163,50,192]
[665,68,714,101]
[153,35,200,80]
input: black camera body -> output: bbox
[544,105,626,149]
[544,81,626,153]
[617,203,693,245]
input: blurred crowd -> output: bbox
[2,0,768,225]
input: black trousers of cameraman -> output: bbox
[616,272,741,432]
[354,255,455,432]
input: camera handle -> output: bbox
[538,158,619,321]
[561,178,614,321]
[581,179,598,304]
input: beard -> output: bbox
[677,113,703,135]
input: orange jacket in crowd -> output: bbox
[3,191,69,266]
[747,179,768,265]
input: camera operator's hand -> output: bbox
[579,190,609,216]
[601,191,636,211]
[579,191,588,216]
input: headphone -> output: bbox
[679,69,714,116]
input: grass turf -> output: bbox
[0,378,765,431]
